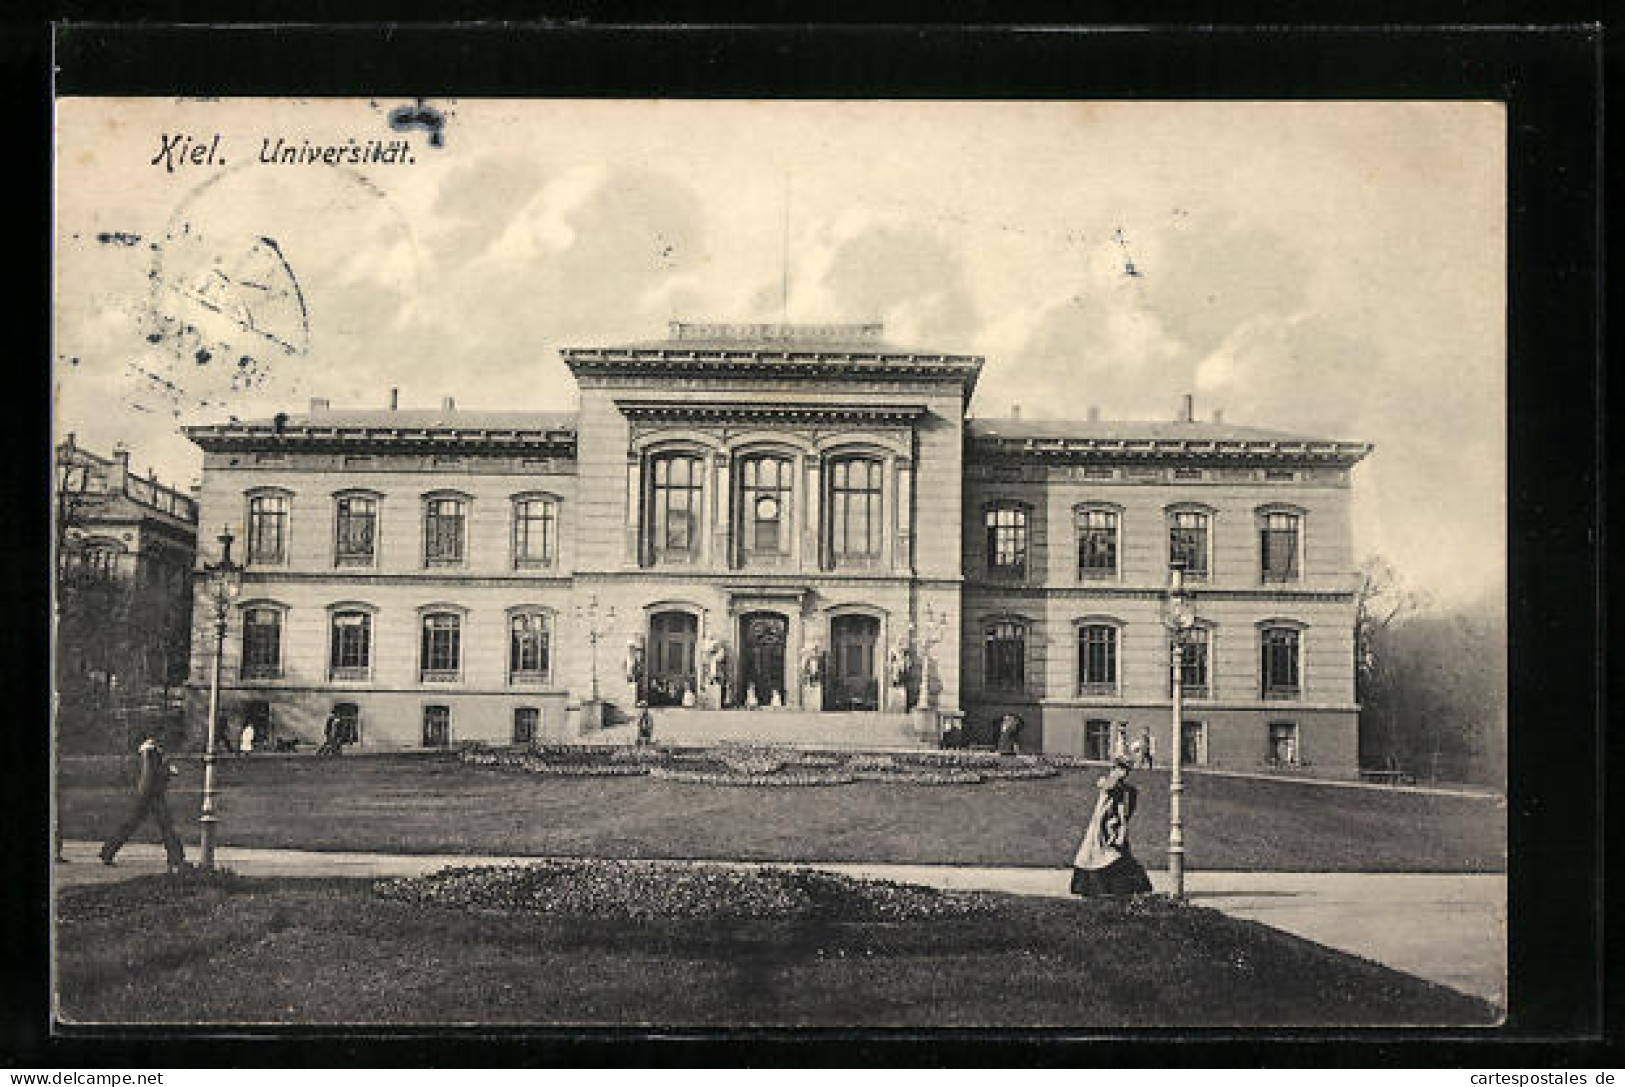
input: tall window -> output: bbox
[829,457,884,562]
[334,494,377,566]
[424,497,466,566]
[1261,511,1301,582]
[1268,721,1300,765]
[1261,626,1301,698]
[247,493,289,564]
[985,503,1028,578]
[1172,627,1210,698]
[513,707,539,745]
[983,619,1026,692]
[241,607,282,679]
[509,612,551,683]
[422,705,451,747]
[650,454,703,560]
[420,612,462,680]
[740,456,792,557]
[1169,509,1209,578]
[1078,624,1118,694]
[513,497,557,568]
[329,611,372,679]
[1076,508,1119,579]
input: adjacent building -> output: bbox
[182,322,1371,773]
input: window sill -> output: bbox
[240,671,283,682]
[335,557,375,569]
[420,671,462,683]
[508,673,551,686]
[329,668,371,682]
[514,560,556,571]
[1262,690,1301,701]
[1078,684,1119,697]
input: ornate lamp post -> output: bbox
[199,525,242,870]
[573,594,616,706]
[913,604,947,712]
[1162,559,1198,900]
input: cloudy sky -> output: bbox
[54,98,1504,606]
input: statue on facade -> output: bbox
[799,640,824,686]
[703,636,728,690]
[624,636,645,686]
[887,638,914,689]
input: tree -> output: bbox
[1353,555,1425,769]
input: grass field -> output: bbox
[55,869,1498,1027]
[60,753,1506,872]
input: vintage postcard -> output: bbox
[52,96,1507,1028]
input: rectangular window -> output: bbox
[984,505,1028,578]
[983,621,1026,692]
[1084,719,1113,761]
[509,613,550,682]
[830,458,884,562]
[513,707,539,745]
[1169,511,1209,577]
[1077,509,1119,578]
[1268,721,1300,765]
[1174,467,1203,480]
[1083,466,1115,480]
[651,455,703,560]
[1171,628,1210,698]
[1079,625,1118,694]
[421,614,461,679]
[1261,512,1301,582]
[514,498,557,567]
[741,457,792,558]
[422,705,451,748]
[329,612,372,679]
[1265,468,1296,481]
[1261,628,1301,698]
[424,498,466,566]
[335,496,377,566]
[241,608,281,679]
[247,494,288,564]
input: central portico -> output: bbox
[562,321,978,743]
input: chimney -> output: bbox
[1179,393,1194,423]
[111,443,131,488]
[1087,405,1100,422]
[1010,403,1022,420]
[309,397,330,414]
[442,396,457,413]
[389,388,399,411]
[1212,408,1224,424]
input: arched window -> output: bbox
[334,493,378,567]
[984,502,1028,578]
[1078,623,1118,695]
[420,612,462,680]
[1168,507,1211,578]
[1259,509,1303,583]
[983,619,1027,693]
[648,453,704,562]
[241,606,283,680]
[329,610,373,679]
[1260,626,1302,699]
[828,456,884,564]
[513,496,558,568]
[1076,506,1119,579]
[246,492,289,565]
[739,456,793,560]
[509,611,551,684]
[424,495,467,566]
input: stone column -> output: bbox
[712,452,732,569]
[894,456,914,573]
[625,452,643,566]
[804,454,824,571]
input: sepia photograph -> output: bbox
[51,94,1509,1029]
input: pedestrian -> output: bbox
[996,713,1023,755]
[1138,726,1155,769]
[100,735,186,872]
[239,720,256,755]
[318,708,344,756]
[635,702,655,746]
[1069,756,1154,897]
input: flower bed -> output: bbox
[850,769,984,785]
[372,859,992,922]
[649,766,857,787]
[977,763,1061,780]
[525,760,650,777]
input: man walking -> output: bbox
[100,735,185,871]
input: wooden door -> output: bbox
[828,614,879,711]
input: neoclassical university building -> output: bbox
[184,322,1372,773]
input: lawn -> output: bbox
[59,753,1507,872]
[55,868,1498,1027]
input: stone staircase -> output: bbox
[637,708,933,751]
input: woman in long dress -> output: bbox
[1070,756,1154,896]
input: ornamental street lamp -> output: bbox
[199,525,242,869]
[1161,559,1199,900]
[573,593,616,704]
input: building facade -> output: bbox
[183,323,1371,773]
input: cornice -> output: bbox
[968,435,1372,466]
[614,399,928,428]
[962,584,1357,603]
[185,422,578,456]
[563,348,984,401]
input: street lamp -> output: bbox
[1161,559,1198,899]
[199,525,242,869]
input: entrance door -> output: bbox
[738,612,788,706]
[828,614,880,711]
[647,611,698,707]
